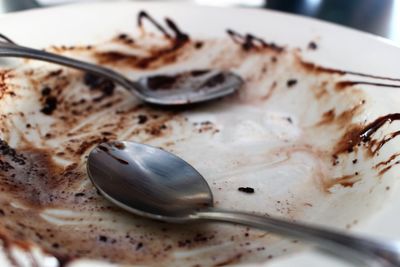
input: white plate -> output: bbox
[0,2,400,267]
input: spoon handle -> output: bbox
[0,40,142,96]
[195,209,400,267]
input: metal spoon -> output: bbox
[87,141,400,267]
[0,38,242,105]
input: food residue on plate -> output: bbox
[0,9,400,267]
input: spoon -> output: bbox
[0,36,242,105]
[87,141,400,267]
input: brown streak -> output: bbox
[334,114,400,156]
[322,174,361,192]
[299,58,400,82]
[137,11,171,38]
[336,81,400,90]
[379,160,400,175]
[375,152,400,169]
[261,82,277,101]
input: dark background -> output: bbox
[263,0,399,44]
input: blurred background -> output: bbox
[1,0,399,45]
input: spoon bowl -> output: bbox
[87,141,213,221]
[87,141,400,266]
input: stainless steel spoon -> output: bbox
[0,38,242,105]
[87,141,400,267]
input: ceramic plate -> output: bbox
[1,2,400,267]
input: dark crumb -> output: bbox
[95,80,115,97]
[41,96,58,115]
[286,79,297,88]
[83,72,101,87]
[355,172,359,175]
[268,255,273,259]
[114,142,125,150]
[83,72,115,101]
[386,186,390,191]
[201,73,225,88]
[194,41,203,49]
[0,209,4,216]
[118,33,127,39]
[101,131,114,136]
[45,133,52,139]
[0,139,26,165]
[99,235,108,242]
[271,56,277,63]
[41,86,51,96]
[52,243,60,249]
[74,193,85,197]
[137,114,148,124]
[136,242,143,250]
[308,41,317,50]
[286,117,293,124]
[26,123,31,128]
[238,187,255,194]
[47,69,63,77]
[332,159,339,166]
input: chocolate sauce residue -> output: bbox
[308,41,317,50]
[41,96,58,115]
[334,113,400,156]
[146,70,214,90]
[378,160,400,175]
[98,144,128,165]
[0,144,79,206]
[336,81,400,90]
[147,74,180,90]
[115,33,135,45]
[45,69,63,79]
[372,130,400,153]
[113,142,126,150]
[137,114,148,124]
[41,86,51,96]
[138,10,189,43]
[238,187,255,194]
[323,174,361,191]
[300,59,400,82]
[359,114,400,142]
[83,73,115,101]
[138,11,172,38]
[374,152,400,169]
[98,145,109,152]
[200,73,226,88]
[318,109,335,125]
[0,139,26,166]
[226,29,284,52]
[286,79,297,88]
[165,18,189,43]
[96,11,190,70]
